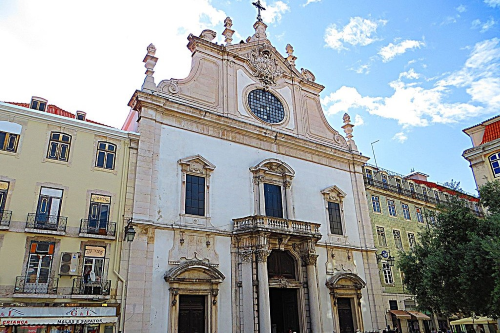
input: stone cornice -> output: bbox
[129,90,369,170]
[0,102,139,140]
[463,139,500,160]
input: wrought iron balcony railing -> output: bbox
[0,210,12,227]
[26,213,67,232]
[364,176,440,205]
[14,276,59,294]
[79,219,116,237]
[233,215,321,236]
[72,277,110,296]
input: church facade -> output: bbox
[121,14,385,333]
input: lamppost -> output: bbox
[120,219,136,333]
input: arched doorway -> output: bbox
[267,250,300,333]
[326,273,366,333]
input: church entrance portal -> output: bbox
[178,295,205,333]
[270,288,300,333]
[337,298,355,333]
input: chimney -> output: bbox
[30,96,48,112]
[406,171,429,182]
[76,111,87,121]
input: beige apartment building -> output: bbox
[0,98,138,333]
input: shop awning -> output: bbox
[0,317,117,326]
[388,310,412,319]
[407,311,431,320]
[450,317,496,325]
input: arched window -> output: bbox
[0,121,22,153]
[267,250,296,280]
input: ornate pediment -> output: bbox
[178,155,216,175]
[326,273,366,290]
[321,185,347,202]
[164,260,225,283]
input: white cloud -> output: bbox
[484,0,500,7]
[354,64,371,74]
[321,86,381,115]
[324,17,387,51]
[393,132,408,143]
[379,40,425,62]
[0,0,227,128]
[322,38,500,128]
[303,0,321,7]
[261,1,290,24]
[353,114,364,126]
[481,18,496,32]
[456,5,467,13]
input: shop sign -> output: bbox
[84,246,106,258]
[0,317,117,325]
[90,194,111,204]
[0,307,116,318]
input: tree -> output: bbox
[399,181,500,318]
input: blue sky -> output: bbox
[1,0,499,194]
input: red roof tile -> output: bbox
[3,102,111,127]
[481,119,500,144]
[412,179,479,202]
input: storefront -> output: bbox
[0,307,117,333]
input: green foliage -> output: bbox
[399,181,500,318]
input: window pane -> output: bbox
[0,132,6,150]
[96,151,105,167]
[6,134,17,152]
[328,202,342,235]
[48,142,58,158]
[59,144,68,161]
[185,175,205,216]
[105,153,115,169]
[264,183,283,218]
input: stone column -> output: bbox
[304,253,321,332]
[256,249,272,333]
[240,250,255,333]
[284,179,294,219]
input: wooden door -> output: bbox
[270,288,300,333]
[338,298,355,333]
[178,295,205,333]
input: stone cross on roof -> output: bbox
[252,0,266,22]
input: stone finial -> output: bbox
[200,29,217,42]
[222,17,235,45]
[285,44,297,66]
[341,113,358,151]
[142,43,158,91]
[249,20,267,42]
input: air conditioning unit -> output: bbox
[60,252,80,276]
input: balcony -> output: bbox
[233,215,321,237]
[0,210,11,228]
[14,276,59,294]
[26,213,67,233]
[364,176,439,205]
[79,219,116,238]
[72,277,110,296]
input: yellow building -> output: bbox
[463,115,500,189]
[0,98,138,333]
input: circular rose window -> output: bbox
[248,89,285,124]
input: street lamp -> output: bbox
[376,250,395,266]
[124,220,136,242]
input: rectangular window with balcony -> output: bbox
[416,207,424,223]
[47,132,71,162]
[264,183,283,218]
[0,131,19,153]
[0,181,11,226]
[366,169,374,185]
[422,187,428,201]
[87,194,111,234]
[372,195,381,213]
[388,199,397,217]
[382,262,394,284]
[393,230,403,250]
[377,226,387,247]
[185,175,205,216]
[402,203,411,220]
[328,201,342,235]
[33,187,64,230]
[435,191,440,204]
[382,174,388,189]
[409,183,415,198]
[396,178,402,194]
[96,142,116,170]
[78,245,109,296]
[25,241,55,286]
[408,233,416,249]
